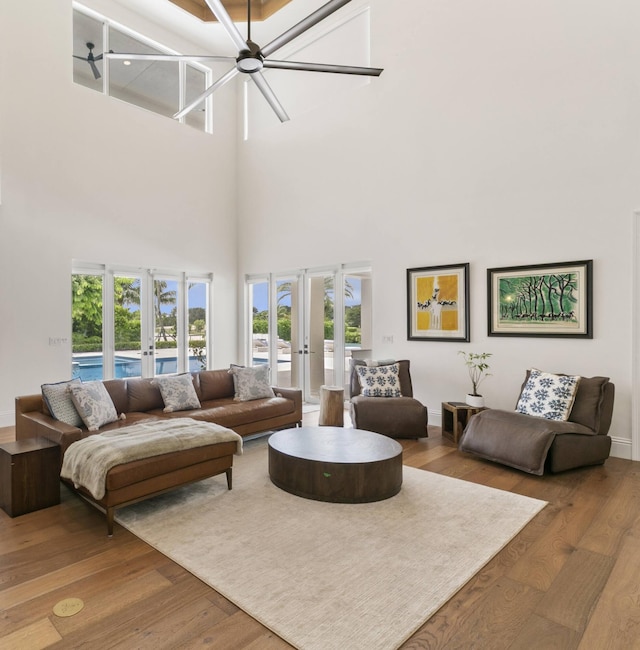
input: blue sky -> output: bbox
[252,279,362,312]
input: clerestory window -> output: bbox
[72,4,211,133]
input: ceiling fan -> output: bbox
[105,0,383,122]
[73,42,105,80]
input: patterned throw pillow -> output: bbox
[228,365,275,402]
[516,369,580,421]
[152,373,201,413]
[41,379,84,427]
[356,363,402,398]
[69,381,119,431]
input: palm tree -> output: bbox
[154,280,177,342]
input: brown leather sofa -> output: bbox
[459,373,614,475]
[15,369,302,534]
[16,369,302,456]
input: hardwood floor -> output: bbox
[1,415,639,649]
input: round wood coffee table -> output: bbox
[268,426,403,503]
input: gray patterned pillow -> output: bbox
[41,379,83,427]
[228,365,275,402]
[69,381,119,431]
[356,363,402,397]
[152,373,201,412]
[516,368,580,421]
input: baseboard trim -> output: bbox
[610,436,632,460]
[0,410,13,429]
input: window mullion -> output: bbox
[102,268,115,380]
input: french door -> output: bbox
[246,264,372,403]
[72,264,212,380]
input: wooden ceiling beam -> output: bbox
[168,0,293,23]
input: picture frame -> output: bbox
[407,263,470,341]
[487,260,593,338]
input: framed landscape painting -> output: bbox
[487,260,593,338]
[407,263,470,341]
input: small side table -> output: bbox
[319,385,345,427]
[0,437,61,517]
[441,402,485,445]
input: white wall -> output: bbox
[0,0,238,424]
[237,0,640,458]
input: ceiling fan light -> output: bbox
[236,54,263,73]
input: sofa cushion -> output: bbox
[127,377,165,412]
[105,441,238,491]
[569,375,610,432]
[160,396,293,428]
[152,373,201,412]
[197,369,235,401]
[69,381,120,431]
[103,379,129,415]
[355,363,402,398]
[228,365,275,402]
[41,379,83,427]
[516,369,580,421]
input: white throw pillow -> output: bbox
[152,373,201,413]
[228,365,275,402]
[69,381,119,431]
[356,363,402,398]
[516,368,580,421]
[41,379,83,427]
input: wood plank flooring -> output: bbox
[1,418,639,649]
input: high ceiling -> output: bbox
[168,0,294,22]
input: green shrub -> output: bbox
[345,327,361,344]
[253,319,268,334]
[156,340,177,350]
[278,319,291,342]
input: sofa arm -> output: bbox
[16,410,82,449]
[273,386,303,421]
[16,393,46,414]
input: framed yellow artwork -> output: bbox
[407,263,470,341]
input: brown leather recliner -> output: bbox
[349,359,428,439]
[459,372,615,475]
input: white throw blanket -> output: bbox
[60,417,243,500]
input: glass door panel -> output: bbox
[153,277,178,375]
[306,273,335,402]
[71,273,104,380]
[113,275,142,378]
[343,271,372,395]
[249,280,269,366]
[275,276,301,388]
[188,280,208,371]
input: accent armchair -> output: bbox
[459,371,615,475]
[349,359,428,439]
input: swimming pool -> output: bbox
[72,355,203,381]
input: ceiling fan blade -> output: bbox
[261,0,352,58]
[249,71,290,122]
[173,67,239,120]
[203,0,248,52]
[106,52,235,63]
[264,60,383,76]
[89,60,101,80]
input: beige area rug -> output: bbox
[116,438,546,650]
